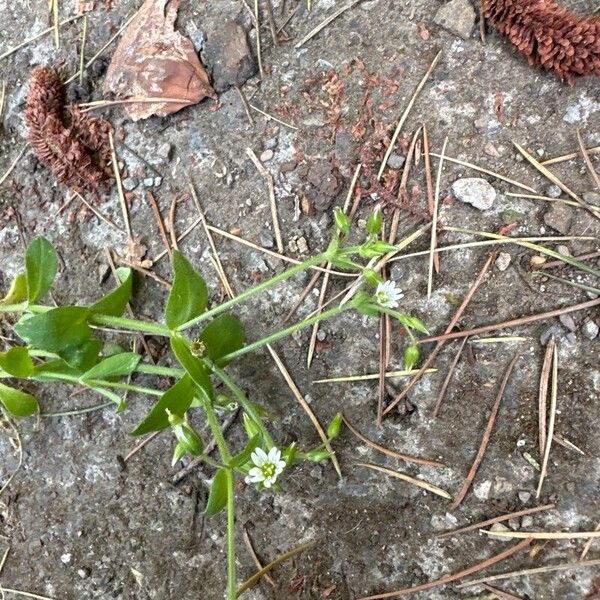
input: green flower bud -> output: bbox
[326,413,343,439]
[363,269,383,287]
[334,207,350,236]
[304,449,331,462]
[171,441,187,466]
[174,421,204,456]
[366,205,383,235]
[282,442,297,466]
[242,413,262,439]
[404,345,420,371]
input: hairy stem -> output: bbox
[225,469,237,600]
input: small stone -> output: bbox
[280,160,297,173]
[316,330,327,341]
[508,518,520,530]
[583,191,600,206]
[518,491,531,503]
[490,523,510,533]
[452,177,496,210]
[77,567,91,579]
[297,236,309,254]
[122,177,138,191]
[60,553,72,564]
[495,252,511,271]
[143,177,154,187]
[543,204,573,234]
[259,230,274,249]
[556,245,571,257]
[540,324,564,346]
[545,184,562,198]
[156,142,172,161]
[559,314,576,332]
[153,176,162,187]
[264,137,278,150]
[521,516,534,528]
[260,149,274,162]
[582,320,599,340]
[387,154,405,170]
[433,0,476,39]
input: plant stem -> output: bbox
[90,313,170,337]
[222,303,349,363]
[136,363,183,377]
[225,469,237,600]
[176,252,329,332]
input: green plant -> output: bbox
[0,210,427,599]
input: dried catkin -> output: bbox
[23,67,113,194]
[482,0,600,83]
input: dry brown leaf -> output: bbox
[103,0,215,120]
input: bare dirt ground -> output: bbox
[0,1,599,599]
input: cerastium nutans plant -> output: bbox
[0,206,427,599]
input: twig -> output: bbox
[538,339,554,456]
[580,521,600,560]
[356,462,451,499]
[552,434,584,455]
[378,51,442,180]
[314,368,437,383]
[108,131,132,241]
[122,431,161,463]
[0,146,28,187]
[74,191,124,233]
[168,195,179,251]
[0,588,59,600]
[146,191,172,259]
[267,345,342,477]
[243,527,277,587]
[235,86,254,125]
[418,298,600,344]
[483,529,600,540]
[51,0,60,48]
[457,558,600,589]
[341,413,443,467]
[264,0,279,45]
[116,258,171,288]
[249,104,298,130]
[357,539,531,599]
[577,128,600,192]
[481,584,524,600]
[536,341,557,498]
[383,251,496,416]
[422,124,435,216]
[295,0,364,49]
[0,80,6,121]
[0,15,81,61]
[539,250,600,270]
[541,145,600,166]
[432,336,468,417]
[254,0,264,78]
[78,98,194,112]
[282,269,322,323]
[427,137,447,298]
[451,354,519,508]
[236,539,317,596]
[436,503,555,539]
[246,148,283,253]
[78,15,88,86]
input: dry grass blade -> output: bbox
[108,131,132,241]
[0,80,6,121]
[436,504,555,538]
[383,251,496,416]
[377,51,442,180]
[236,538,317,596]
[254,0,264,78]
[249,104,298,130]
[79,97,195,112]
[580,522,600,560]
[482,584,525,600]
[506,192,600,215]
[429,154,537,193]
[78,15,87,86]
[483,529,600,540]
[246,147,283,253]
[356,462,451,499]
[539,250,600,270]
[432,336,467,417]
[50,0,60,48]
[428,137,447,298]
[283,269,322,323]
[235,86,254,125]
[0,589,60,600]
[451,354,519,508]
[0,145,28,187]
[267,345,342,477]
[423,124,435,216]
[471,336,529,344]
[146,191,172,259]
[122,431,161,463]
[295,0,363,48]
[314,368,436,383]
[0,416,23,497]
[552,434,584,455]
[342,413,443,467]
[457,558,600,589]
[243,526,276,587]
[419,298,600,344]
[74,191,124,233]
[538,339,554,456]
[358,539,531,599]
[0,15,81,61]
[577,128,600,192]
[541,145,600,166]
[536,342,557,498]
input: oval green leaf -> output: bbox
[14,306,91,353]
[204,468,228,517]
[170,336,214,400]
[199,314,245,366]
[230,434,261,468]
[25,237,58,303]
[90,268,133,317]
[81,352,141,382]
[165,251,208,330]
[59,338,103,372]
[0,347,34,378]
[1,272,28,305]
[0,382,38,417]
[132,375,194,436]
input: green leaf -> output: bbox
[199,314,245,366]
[81,352,141,382]
[59,338,103,371]
[91,386,125,411]
[132,375,194,436]
[171,441,187,466]
[396,314,429,334]
[204,468,228,516]
[33,359,80,378]
[326,413,342,439]
[165,251,208,330]
[242,413,262,439]
[170,336,214,399]
[1,273,28,305]
[14,307,91,353]
[0,347,34,378]
[25,237,58,303]
[0,382,38,417]
[230,434,261,468]
[90,268,133,317]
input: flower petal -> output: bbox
[267,447,281,463]
[251,447,268,466]
[263,477,273,488]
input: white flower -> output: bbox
[375,280,403,308]
[245,447,286,488]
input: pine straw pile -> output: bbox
[24,67,113,195]
[482,0,600,83]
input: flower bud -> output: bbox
[243,413,262,439]
[326,413,343,439]
[334,207,350,236]
[366,205,383,235]
[362,269,383,287]
[404,345,420,371]
[171,441,187,466]
[304,449,331,462]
